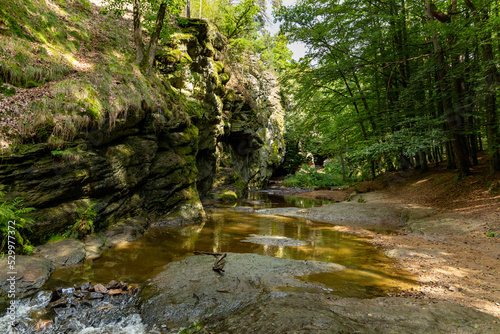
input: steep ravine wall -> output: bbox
[0,19,285,242]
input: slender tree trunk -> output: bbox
[446,141,456,169]
[144,2,167,72]
[420,151,429,173]
[133,0,144,64]
[340,154,347,182]
[186,0,191,18]
[464,0,500,172]
[469,116,479,166]
[199,0,203,18]
[426,1,470,176]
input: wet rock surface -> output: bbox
[37,239,86,266]
[3,280,142,333]
[213,293,500,334]
[0,255,54,300]
[139,253,500,333]
[139,253,344,329]
[241,234,308,247]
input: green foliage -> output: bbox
[486,232,496,238]
[276,0,500,177]
[66,201,98,240]
[46,233,67,243]
[0,186,35,254]
[179,321,204,333]
[104,0,185,40]
[0,84,16,97]
[283,165,344,188]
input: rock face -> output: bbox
[223,64,286,195]
[157,19,285,198]
[156,19,227,197]
[0,111,204,240]
[0,18,285,241]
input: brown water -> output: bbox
[45,198,416,297]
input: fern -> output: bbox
[0,185,35,254]
[65,201,97,240]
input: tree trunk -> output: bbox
[426,1,470,176]
[464,0,500,172]
[469,116,479,166]
[340,154,347,182]
[186,0,191,18]
[144,2,167,72]
[483,41,500,171]
[446,141,456,169]
[420,151,430,173]
[133,0,144,64]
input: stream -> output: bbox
[1,192,416,333]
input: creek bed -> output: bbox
[4,194,416,333]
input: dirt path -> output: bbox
[268,189,500,318]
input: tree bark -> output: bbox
[420,151,429,173]
[144,2,167,72]
[133,0,144,64]
[186,0,191,18]
[340,154,347,182]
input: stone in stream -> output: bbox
[106,280,120,289]
[108,289,126,295]
[34,319,53,332]
[93,283,108,294]
[139,253,500,333]
[241,234,308,247]
[80,281,92,291]
[87,292,105,300]
[139,253,345,329]
[37,239,86,266]
[0,255,54,310]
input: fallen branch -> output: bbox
[194,251,227,273]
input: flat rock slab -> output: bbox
[0,255,54,298]
[241,234,308,247]
[37,239,86,266]
[262,203,406,232]
[139,253,345,329]
[214,293,500,334]
[101,217,148,249]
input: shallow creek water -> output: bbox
[3,193,416,333]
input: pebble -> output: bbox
[34,320,53,332]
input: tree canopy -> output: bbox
[275,0,500,178]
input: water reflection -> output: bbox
[45,209,415,298]
[214,191,334,209]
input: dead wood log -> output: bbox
[194,251,227,272]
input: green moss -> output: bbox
[219,72,230,85]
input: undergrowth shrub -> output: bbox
[65,201,97,240]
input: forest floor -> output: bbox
[273,154,500,318]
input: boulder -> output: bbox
[37,239,86,266]
[0,255,54,302]
[139,253,344,329]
